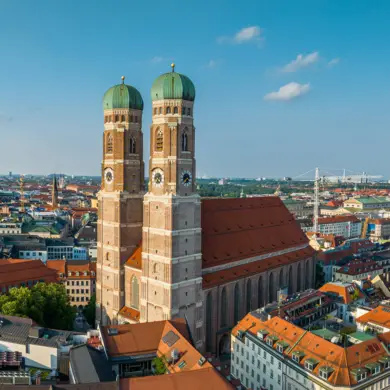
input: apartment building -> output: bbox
[317,215,362,239]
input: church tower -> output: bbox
[96,77,144,325]
[52,175,58,209]
[141,65,203,348]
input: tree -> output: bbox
[0,283,75,330]
[83,294,96,326]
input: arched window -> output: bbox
[121,115,126,122]
[258,276,263,307]
[182,106,186,115]
[131,276,139,310]
[159,107,162,114]
[114,115,119,122]
[234,283,240,324]
[305,261,310,289]
[181,130,188,152]
[154,108,157,115]
[206,293,213,351]
[104,116,108,123]
[134,116,138,123]
[129,137,136,154]
[269,272,274,303]
[105,253,109,261]
[187,108,191,116]
[173,106,178,114]
[106,134,113,153]
[155,129,163,151]
[246,279,252,313]
[279,268,284,289]
[166,106,171,114]
[297,263,302,292]
[130,115,133,122]
[288,266,293,294]
[221,287,227,327]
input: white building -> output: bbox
[317,215,362,238]
[231,314,390,390]
[0,222,22,235]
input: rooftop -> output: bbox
[356,305,390,328]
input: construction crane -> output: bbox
[19,175,25,213]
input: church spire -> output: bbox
[52,174,58,209]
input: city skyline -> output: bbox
[1,0,390,177]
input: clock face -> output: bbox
[104,168,114,184]
[152,169,164,187]
[181,170,192,187]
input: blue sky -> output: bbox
[1,0,390,178]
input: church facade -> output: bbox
[96,66,316,354]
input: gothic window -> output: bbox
[115,115,119,122]
[106,134,113,153]
[106,253,109,261]
[187,107,191,116]
[206,293,213,351]
[234,283,240,324]
[155,129,163,151]
[181,130,189,152]
[297,263,302,292]
[135,116,138,123]
[288,266,293,294]
[121,115,125,122]
[221,287,227,327]
[258,276,263,307]
[305,261,310,289]
[129,137,136,154]
[131,276,139,310]
[269,272,275,303]
[159,107,162,114]
[166,106,171,114]
[246,279,252,313]
[279,268,284,288]
[173,106,178,114]
[154,108,157,115]
[130,115,133,122]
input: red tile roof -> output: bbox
[319,282,364,304]
[336,260,383,276]
[318,215,360,225]
[0,259,58,287]
[356,305,390,328]
[46,260,96,279]
[201,197,309,269]
[118,306,140,322]
[125,244,142,270]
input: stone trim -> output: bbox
[142,227,201,235]
[141,276,203,289]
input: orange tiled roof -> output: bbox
[319,282,364,304]
[120,367,233,390]
[203,246,315,288]
[46,260,96,279]
[46,260,66,274]
[233,314,390,387]
[125,245,142,270]
[118,306,140,322]
[356,305,390,327]
[201,197,309,269]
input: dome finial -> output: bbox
[171,63,175,72]
[121,76,125,84]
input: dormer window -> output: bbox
[379,356,390,369]
[76,272,79,276]
[351,368,367,382]
[319,366,334,381]
[266,335,278,347]
[365,362,380,375]
[84,271,88,276]
[305,358,319,372]
[276,341,289,354]
[68,272,71,276]
[257,330,269,340]
[91,271,95,276]
[292,351,305,363]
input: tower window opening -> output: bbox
[166,106,171,114]
[135,116,138,123]
[159,107,162,114]
[173,106,178,114]
[121,115,126,122]
[115,114,119,122]
[181,130,189,152]
[104,116,108,123]
[130,115,133,122]
[156,129,163,151]
[154,108,157,115]
[129,137,136,154]
[187,108,191,116]
[182,106,186,115]
[106,134,113,153]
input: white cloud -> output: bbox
[282,52,319,73]
[264,82,311,101]
[217,26,263,45]
[150,56,164,64]
[328,57,340,67]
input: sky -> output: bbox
[1,0,390,179]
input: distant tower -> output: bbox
[96,76,144,325]
[141,64,203,348]
[52,175,58,209]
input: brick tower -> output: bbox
[96,77,144,325]
[141,64,203,348]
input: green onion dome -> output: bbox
[103,77,144,110]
